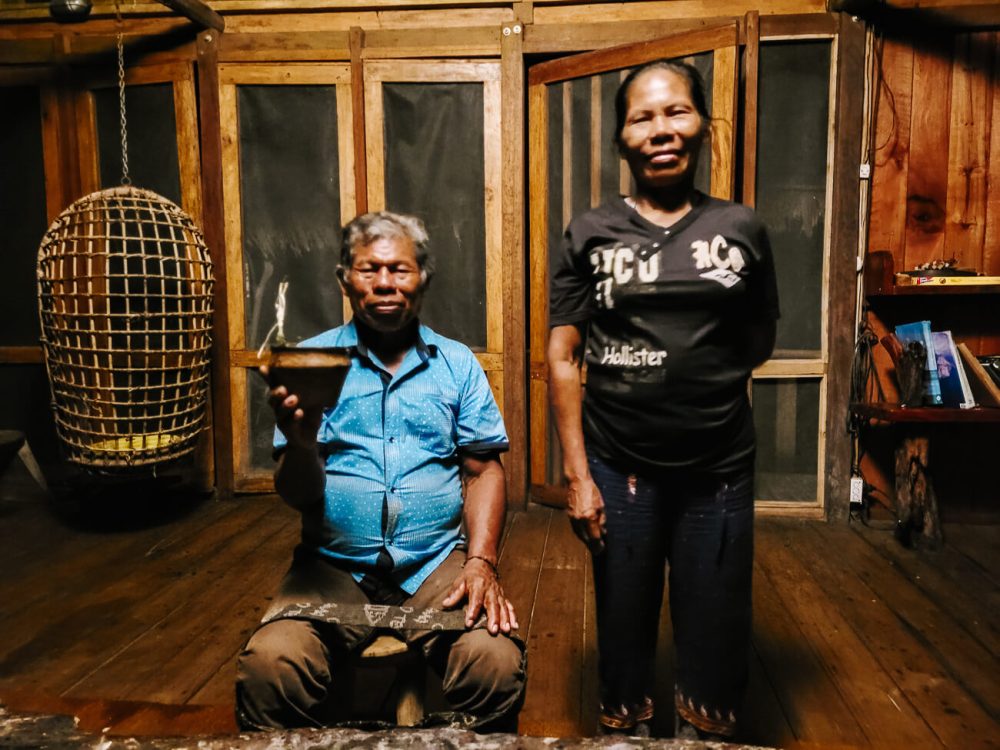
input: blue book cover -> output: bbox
[894,320,943,405]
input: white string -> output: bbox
[256,280,289,359]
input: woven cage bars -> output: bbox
[37,187,214,470]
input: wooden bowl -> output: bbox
[265,346,352,410]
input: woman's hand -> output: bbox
[442,558,518,635]
[566,476,606,554]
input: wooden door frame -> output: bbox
[361,56,527,508]
[361,59,505,364]
[215,62,355,492]
[203,28,527,506]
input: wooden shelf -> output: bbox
[851,402,1000,424]
[863,251,1000,297]
[868,284,1000,297]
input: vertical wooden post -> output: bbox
[350,27,367,216]
[825,12,867,520]
[502,21,527,508]
[196,28,234,498]
[740,10,759,208]
[527,82,552,499]
[590,75,601,208]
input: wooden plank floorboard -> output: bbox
[496,506,552,637]
[942,523,1000,584]
[756,522,943,749]
[188,649,243,708]
[175,533,299,708]
[853,523,999,658]
[518,508,588,738]
[750,552,867,748]
[744,639,798,749]
[103,702,238,737]
[0,497,243,624]
[0,513,229,670]
[0,502,110,574]
[63,513,299,704]
[580,551,599,738]
[792,523,997,749]
[0,497,240,622]
[0,499,286,696]
[132,519,299,706]
[0,683,238,737]
[844,524,1000,716]
[1,497,996,746]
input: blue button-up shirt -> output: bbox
[274,322,508,594]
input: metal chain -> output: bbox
[115,0,131,186]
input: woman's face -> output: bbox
[618,68,706,190]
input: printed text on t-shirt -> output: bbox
[588,242,659,309]
[600,344,667,368]
[691,235,745,288]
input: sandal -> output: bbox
[599,696,654,733]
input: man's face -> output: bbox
[341,236,424,333]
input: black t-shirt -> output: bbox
[549,193,780,474]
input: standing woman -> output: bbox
[547,60,779,739]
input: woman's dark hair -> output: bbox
[613,60,710,148]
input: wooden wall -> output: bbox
[0,0,842,506]
[869,30,1000,283]
[863,29,1000,519]
[866,29,1000,401]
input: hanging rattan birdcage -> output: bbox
[37,186,214,470]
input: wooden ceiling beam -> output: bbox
[156,0,223,32]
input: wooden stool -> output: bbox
[0,430,47,491]
[358,634,425,726]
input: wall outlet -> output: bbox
[850,476,865,506]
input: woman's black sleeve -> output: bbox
[549,223,595,327]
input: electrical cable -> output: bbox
[847,315,895,525]
[846,22,898,530]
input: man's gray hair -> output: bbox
[338,211,435,286]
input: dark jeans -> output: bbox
[589,452,754,737]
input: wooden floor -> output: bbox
[0,475,997,748]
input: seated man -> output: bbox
[237,211,524,732]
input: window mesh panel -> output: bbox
[95,83,182,205]
[237,85,344,348]
[753,378,820,502]
[0,86,47,346]
[383,82,486,349]
[247,369,278,471]
[756,41,832,356]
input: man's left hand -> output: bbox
[442,557,518,635]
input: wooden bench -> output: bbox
[357,634,425,726]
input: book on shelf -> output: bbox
[957,343,1000,407]
[894,320,943,406]
[929,331,976,408]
